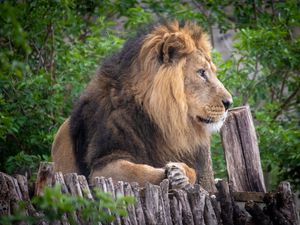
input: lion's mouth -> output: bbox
[195,112,228,132]
[196,116,214,124]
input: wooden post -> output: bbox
[220,105,266,192]
[35,162,55,196]
[216,180,234,225]
[197,147,217,193]
[275,182,299,225]
[0,172,23,217]
[187,185,206,225]
[174,189,194,225]
[131,182,146,225]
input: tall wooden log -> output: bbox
[6,175,23,212]
[157,184,168,225]
[197,146,217,192]
[94,177,115,225]
[106,177,116,199]
[170,195,183,225]
[216,180,234,225]
[64,173,84,225]
[229,183,248,225]
[220,105,266,192]
[276,182,299,225]
[64,173,83,197]
[54,172,70,194]
[262,182,300,225]
[117,181,131,225]
[0,173,23,216]
[124,182,138,225]
[78,175,93,200]
[210,195,222,225]
[53,172,70,225]
[0,172,10,216]
[131,182,146,225]
[35,162,55,196]
[174,189,194,225]
[15,175,40,218]
[187,185,206,225]
[94,176,108,193]
[160,179,173,225]
[245,201,272,225]
[144,183,162,225]
[204,195,218,225]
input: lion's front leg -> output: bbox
[89,159,196,188]
[90,159,166,186]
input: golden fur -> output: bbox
[51,118,79,173]
[52,21,232,189]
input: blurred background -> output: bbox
[0,0,299,192]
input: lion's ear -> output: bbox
[159,33,193,64]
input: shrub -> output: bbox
[0,185,134,225]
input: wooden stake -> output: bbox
[220,105,266,192]
[35,162,54,196]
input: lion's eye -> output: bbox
[197,69,208,81]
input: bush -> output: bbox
[0,185,134,225]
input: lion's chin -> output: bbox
[196,112,227,133]
[206,119,225,133]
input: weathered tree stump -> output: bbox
[170,194,182,225]
[197,145,217,193]
[124,182,138,225]
[216,180,234,225]
[160,179,172,225]
[131,182,146,225]
[220,105,266,192]
[15,175,40,218]
[276,182,299,225]
[35,161,55,196]
[187,185,206,225]
[174,189,194,225]
[261,181,299,225]
[245,201,272,225]
[0,172,24,217]
[204,195,218,225]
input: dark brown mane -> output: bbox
[70,21,211,178]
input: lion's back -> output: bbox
[69,72,165,176]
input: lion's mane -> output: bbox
[70,21,211,178]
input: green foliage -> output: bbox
[210,1,300,190]
[0,1,124,170]
[5,151,49,176]
[0,185,134,225]
[0,0,299,190]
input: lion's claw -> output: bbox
[165,163,190,189]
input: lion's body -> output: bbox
[52,21,232,190]
[52,118,78,174]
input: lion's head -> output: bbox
[130,21,232,153]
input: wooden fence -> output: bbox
[0,106,299,224]
[0,162,299,225]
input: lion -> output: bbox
[51,21,232,191]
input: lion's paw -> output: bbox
[165,162,191,189]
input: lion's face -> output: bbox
[184,51,232,132]
[135,21,233,151]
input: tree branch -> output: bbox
[279,71,289,100]
[274,85,300,119]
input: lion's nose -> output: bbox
[222,99,233,110]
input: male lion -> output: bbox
[52,21,232,190]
